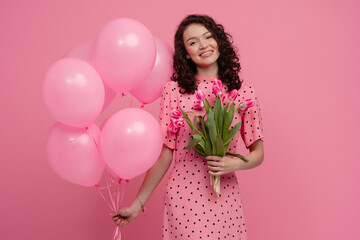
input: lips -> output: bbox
[199,50,213,57]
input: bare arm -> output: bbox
[111,144,173,226]
[136,144,173,205]
[238,139,264,170]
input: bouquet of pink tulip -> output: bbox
[169,79,255,196]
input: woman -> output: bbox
[111,14,264,239]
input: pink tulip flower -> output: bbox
[221,93,226,102]
[175,117,185,128]
[238,99,255,111]
[170,108,182,119]
[194,100,204,110]
[195,89,205,101]
[228,89,238,101]
[168,120,180,133]
[213,78,222,89]
[212,85,222,96]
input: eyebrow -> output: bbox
[186,31,211,43]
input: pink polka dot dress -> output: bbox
[159,77,264,240]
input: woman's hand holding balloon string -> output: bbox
[110,145,174,227]
[110,197,143,227]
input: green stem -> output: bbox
[185,111,200,117]
[184,111,205,139]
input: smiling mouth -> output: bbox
[199,50,213,57]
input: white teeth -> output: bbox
[200,51,212,56]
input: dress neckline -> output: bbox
[195,75,219,82]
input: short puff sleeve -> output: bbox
[159,81,178,150]
[238,84,264,148]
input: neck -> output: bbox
[196,63,218,78]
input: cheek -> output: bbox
[185,47,197,57]
[209,40,219,50]
[214,43,219,51]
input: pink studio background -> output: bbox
[1,0,359,239]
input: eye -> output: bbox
[189,41,196,46]
[206,35,213,39]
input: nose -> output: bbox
[198,39,208,49]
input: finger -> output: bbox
[206,156,221,161]
[207,160,224,167]
[118,219,128,227]
[207,161,222,167]
[116,219,124,226]
[111,214,119,219]
[207,165,223,171]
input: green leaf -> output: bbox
[199,116,207,140]
[184,133,202,149]
[219,107,224,138]
[214,97,222,135]
[192,115,198,133]
[204,98,211,113]
[205,108,217,154]
[226,151,249,162]
[204,139,212,156]
[216,135,225,156]
[179,107,195,131]
[222,108,229,141]
[224,122,242,145]
[198,139,206,150]
[194,145,207,158]
[224,102,229,112]
[228,102,235,125]
[222,102,235,141]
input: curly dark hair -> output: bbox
[172,14,242,94]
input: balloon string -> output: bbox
[120,179,129,205]
[116,179,121,210]
[106,172,117,211]
[90,132,100,152]
[113,226,121,240]
[95,171,127,240]
[94,185,113,211]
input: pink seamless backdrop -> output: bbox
[1,0,359,239]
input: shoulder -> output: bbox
[163,80,179,91]
[239,82,255,91]
[239,82,258,98]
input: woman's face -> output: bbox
[182,23,220,69]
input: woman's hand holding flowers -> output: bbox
[206,155,244,176]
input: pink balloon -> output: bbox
[65,43,116,112]
[131,37,174,104]
[93,18,156,93]
[101,108,162,179]
[43,58,105,128]
[46,122,105,187]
